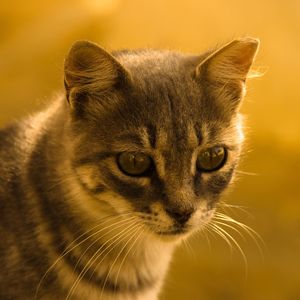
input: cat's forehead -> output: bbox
[112,50,215,129]
[115,51,205,121]
[88,50,240,150]
[115,49,199,78]
[113,118,239,152]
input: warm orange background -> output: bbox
[1,1,300,299]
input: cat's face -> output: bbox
[64,39,258,240]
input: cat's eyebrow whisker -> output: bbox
[35,213,136,299]
[235,170,259,176]
[66,221,140,300]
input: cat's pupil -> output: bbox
[196,146,227,172]
[117,152,152,176]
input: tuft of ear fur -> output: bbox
[196,37,260,112]
[64,40,130,107]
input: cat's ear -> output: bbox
[195,37,260,112]
[64,40,130,107]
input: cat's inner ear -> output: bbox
[196,37,259,111]
[64,40,130,105]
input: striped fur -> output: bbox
[0,38,259,299]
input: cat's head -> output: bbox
[63,38,259,240]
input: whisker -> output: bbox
[218,202,254,217]
[182,238,196,259]
[100,225,143,298]
[34,213,135,299]
[89,222,142,281]
[207,223,233,252]
[71,216,138,276]
[214,212,265,246]
[210,223,248,276]
[66,220,140,300]
[35,213,135,299]
[113,226,145,294]
[201,225,213,253]
[213,212,266,258]
[212,220,247,242]
[235,170,259,176]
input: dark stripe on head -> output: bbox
[115,132,146,148]
[193,123,202,146]
[146,123,157,148]
[90,185,106,194]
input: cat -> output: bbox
[0,37,259,300]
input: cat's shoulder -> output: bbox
[0,121,22,147]
[0,118,37,171]
[0,121,26,160]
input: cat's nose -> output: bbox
[166,207,194,225]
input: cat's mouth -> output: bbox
[156,227,188,236]
[150,222,194,238]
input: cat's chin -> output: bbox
[157,228,187,235]
[152,227,193,242]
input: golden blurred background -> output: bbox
[1,1,300,299]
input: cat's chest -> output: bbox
[54,236,174,300]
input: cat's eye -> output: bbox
[196,146,227,172]
[117,152,152,176]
